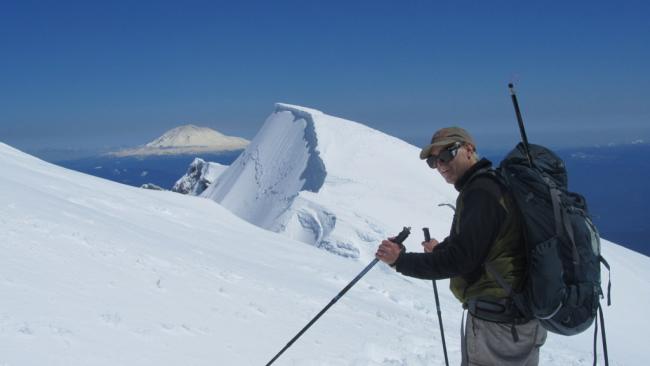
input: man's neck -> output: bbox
[454,158,492,191]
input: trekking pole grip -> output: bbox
[392,226,411,245]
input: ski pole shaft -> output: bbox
[266,260,378,366]
[432,281,449,366]
[508,83,533,167]
[423,228,449,366]
[266,227,411,366]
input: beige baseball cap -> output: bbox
[419,127,476,159]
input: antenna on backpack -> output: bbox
[508,83,534,167]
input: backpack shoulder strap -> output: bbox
[464,167,507,195]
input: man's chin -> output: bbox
[444,174,458,184]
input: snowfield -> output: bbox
[1,105,648,365]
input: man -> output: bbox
[375,127,546,366]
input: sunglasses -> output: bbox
[426,142,462,169]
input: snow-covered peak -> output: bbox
[109,125,249,157]
[145,125,224,148]
[203,104,457,260]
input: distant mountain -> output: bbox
[109,125,249,157]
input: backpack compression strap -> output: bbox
[599,255,612,306]
[548,181,580,269]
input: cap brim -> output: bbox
[419,138,460,159]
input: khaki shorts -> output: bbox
[462,313,547,366]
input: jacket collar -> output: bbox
[454,158,493,192]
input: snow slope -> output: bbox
[203,104,458,261]
[0,137,647,365]
[110,125,249,157]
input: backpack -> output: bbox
[484,142,612,364]
[488,84,611,363]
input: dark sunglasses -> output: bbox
[426,142,462,169]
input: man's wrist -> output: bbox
[389,247,405,268]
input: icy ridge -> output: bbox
[204,104,459,260]
[203,105,328,235]
[276,104,327,193]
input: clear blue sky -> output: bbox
[1,0,649,156]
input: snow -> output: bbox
[172,158,227,195]
[110,125,249,157]
[203,103,458,261]
[1,104,649,365]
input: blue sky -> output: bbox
[1,0,648,156]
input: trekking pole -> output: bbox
[423,228,449,366]
[265,227,411,366]
[508,83,534,167]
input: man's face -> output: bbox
[429,143,474,184]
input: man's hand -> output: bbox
[376,239,403,266]
[422,238,440,253]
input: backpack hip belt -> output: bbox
[464,298,529,324]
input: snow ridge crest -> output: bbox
[203,104,333,251]
[204,103,458,260]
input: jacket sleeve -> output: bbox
[394,183,506,280]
